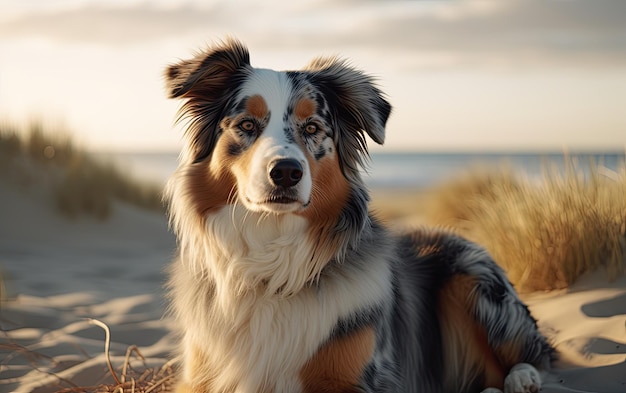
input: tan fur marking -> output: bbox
[187,158,235,217]
[246,94,268,118]
[302,153,350,222]
[294,97,316,120]
[439,275,505,390]
[298,153,351,264]
[300,327,376,393]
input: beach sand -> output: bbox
[0,183,177,392]
[1,184,624,392]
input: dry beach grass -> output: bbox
[0,122,163,220]
[372,159,626,292]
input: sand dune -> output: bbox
[1,182,624,392]
[0,182,176,392]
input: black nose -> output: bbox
[269,159,303,188]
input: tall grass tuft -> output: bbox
[423,161,626,291]
[0,121,163,219]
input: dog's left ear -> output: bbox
[305,57,391,147]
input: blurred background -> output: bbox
[2,0,626,153]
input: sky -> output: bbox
[1,0,625,152]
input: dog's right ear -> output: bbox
[165,39,250,99]
[165,39,251,162]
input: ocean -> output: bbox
[107,151,625,189]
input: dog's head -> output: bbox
[165,39,390,217]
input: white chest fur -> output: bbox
[173,206,392,392]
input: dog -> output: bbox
[163,39,554,393]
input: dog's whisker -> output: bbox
[227,185,238,205]
[257,211,270,227]
[228,186,240,229]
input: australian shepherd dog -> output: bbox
[163,39,553,393]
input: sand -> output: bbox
[1,183,624,392]
[0,183,177,392]
[524,271,626,392]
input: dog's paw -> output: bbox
[481,388,503,393]
[504,363,541,393]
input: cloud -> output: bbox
[1,0,626,69]
[0,3,225,45]
[304,1,626,68]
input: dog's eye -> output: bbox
[304,123,318,134]
[240,120,256,133]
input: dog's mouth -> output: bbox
[265,196,299,204]
[244,189,310,212]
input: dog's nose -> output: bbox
[269,159,303,188]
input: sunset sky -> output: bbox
[1,0,625,152]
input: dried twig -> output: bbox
[121,345,145,383]
[87,318,121,385]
